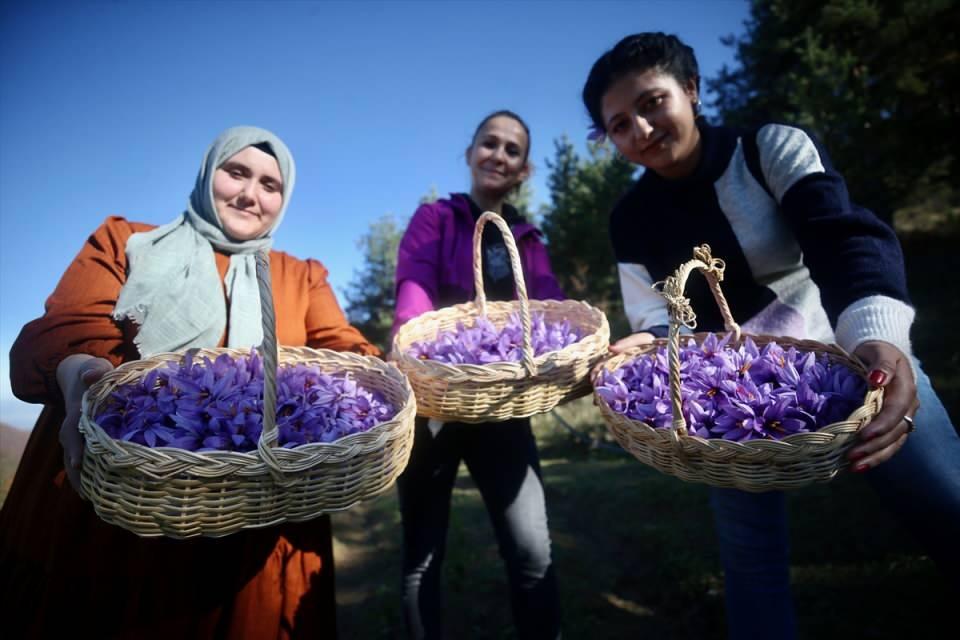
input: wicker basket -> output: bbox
[593,245,883,492]
[391,211,609,422]
[78,252,416,538]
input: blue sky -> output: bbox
[0,0,750,429]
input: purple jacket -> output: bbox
[393,193,565,334]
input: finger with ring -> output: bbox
[903,415,916,433]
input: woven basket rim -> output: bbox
[391,298,609,375]
[591,331,883,451]
[81,345,416,465]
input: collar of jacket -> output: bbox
[448,192,543,242]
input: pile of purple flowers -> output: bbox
[408,311,583,365]
[94,351,396,451]
[595,333,867,442]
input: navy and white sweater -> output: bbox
[610,121,914,357]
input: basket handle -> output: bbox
[472,211,536,376]
[656,245,742,434]
[253,251,284,476]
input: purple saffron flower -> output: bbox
[595,334,867,441]
[94,349,398,452]
[408,311,583,365]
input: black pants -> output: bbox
[397,417,561,639]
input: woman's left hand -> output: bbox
[847,340,919,472]
[56,354,114,492]
[609,331,656,354]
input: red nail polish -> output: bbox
[852,463,869,473]
[868,370,887,387]
[849,450,866,460]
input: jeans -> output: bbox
[397,417,561,640]
[710,360,960,639]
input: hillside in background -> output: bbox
[1,422,30,505]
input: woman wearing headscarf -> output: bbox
[0,126,375,638]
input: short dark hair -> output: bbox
[251,141,277,158]
[582,32,700,132]
[471,109,532,162]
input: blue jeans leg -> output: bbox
[709,488,797,640]
[708,359,960,640]
[863,360,960,584]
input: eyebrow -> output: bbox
[605,88,666,128]
[481,132,525,146]
[605,112,628,129]
[261,175,283,189]
[633,88,662,102]
[221,161,283,187]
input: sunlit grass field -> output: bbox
[333,396,952,639]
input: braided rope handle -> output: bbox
[472,211,536,376]
[254,251,285,479]
[655,244,742,434]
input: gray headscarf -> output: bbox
[113,126,296,356]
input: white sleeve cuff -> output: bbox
[619,263,669,331]
[834,295,914,357]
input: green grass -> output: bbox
[333,398,952,639]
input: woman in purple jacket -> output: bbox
[393,110,564,640]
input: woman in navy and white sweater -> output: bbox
[582,32,960,639]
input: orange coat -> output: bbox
[1,216,378,638]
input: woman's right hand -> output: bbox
[847,340,918,472]
[609,331,656,354]
[56,354,114,492]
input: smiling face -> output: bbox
[212,145,284,241]
[466,115,531,199]
[601,68,701,179]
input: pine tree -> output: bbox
[539,137,637,337]
[342,213,404,353]
[709,0,959,218]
